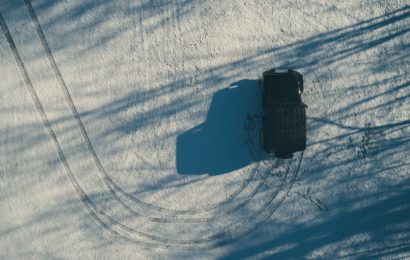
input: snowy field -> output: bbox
[0,0,409,258]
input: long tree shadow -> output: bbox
[1,0,409,257]
[221,183,410,259]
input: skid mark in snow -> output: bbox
[0,9,127,246]
[0,0,304,249]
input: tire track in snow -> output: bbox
[0,10,153,248]
[22,0,271,218]
[0,9,210,249]
[80,155,300,249]
[21,0,233,216]
[0,0,304,249]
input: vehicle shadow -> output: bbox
[176,79,265,175]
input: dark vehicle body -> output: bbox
[261,69,307,158]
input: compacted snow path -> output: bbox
[1,0,409,258]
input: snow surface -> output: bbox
[0,0,409,258]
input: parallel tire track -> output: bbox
[22,0,269,219]
[0,9,144,248]
[1,0,304,249]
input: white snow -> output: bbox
[1,0,409,258]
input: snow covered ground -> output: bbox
[0,0,409,258]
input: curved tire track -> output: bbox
[22,0,280,220]
[1,1,304,249]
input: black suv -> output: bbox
[261,69,307,158]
